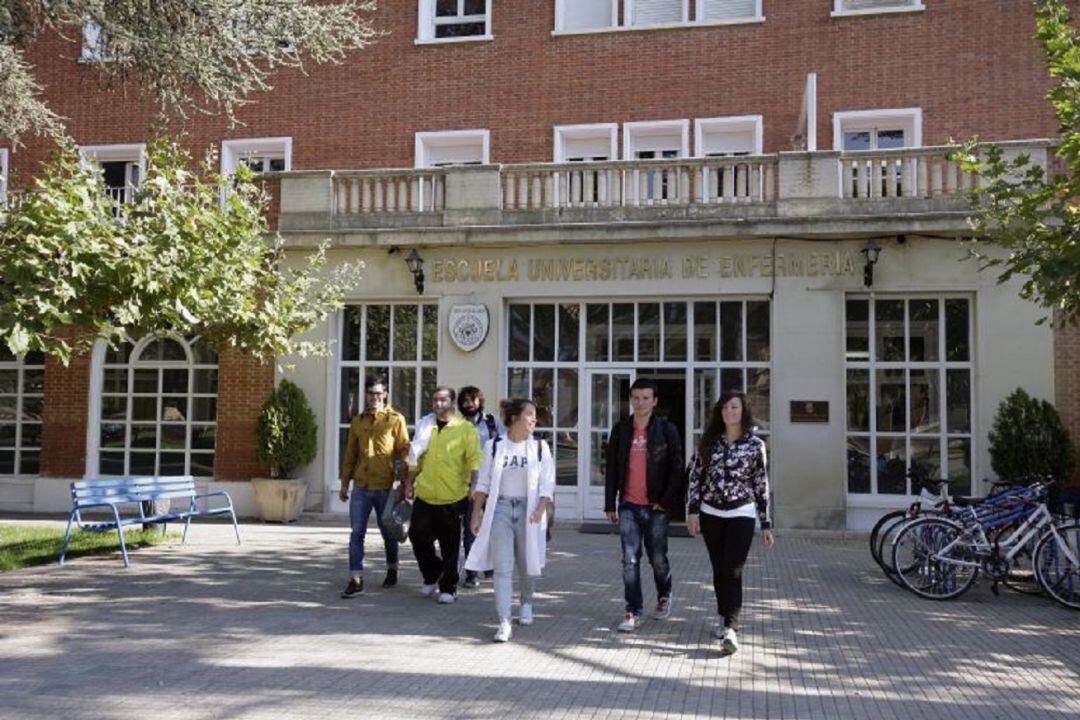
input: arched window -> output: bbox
[0,349,45,475]
[98,335,218,477]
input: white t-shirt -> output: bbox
[499,439,530,499]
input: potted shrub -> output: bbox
[253,379,318,522]
[988,388,1077,483]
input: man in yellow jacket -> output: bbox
[403,385,482,604]
[339,376,410,598]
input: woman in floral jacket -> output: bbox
[686,389,774,656]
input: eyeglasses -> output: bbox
[365,390,387,397]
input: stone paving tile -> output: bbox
[0,520,1077,719]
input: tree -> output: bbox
[0,138,360,364]
[256,379,318,478]
[988,388,1076,483]
[955,0,1080,326]
[1,1,379,144]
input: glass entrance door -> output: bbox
[583,369,633,520]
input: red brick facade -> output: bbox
[5,1,1079,483]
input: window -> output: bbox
[418,0,492,42]
[336,304,439,468]
[506,299,771,487]
[415,130,489,167]
[80,21,112,62]
[833,0,924,17]
[554,0,761,33]
[695,115,762,201]
[554,124,619,204]
[0,148,8,205]
[97,336,218,477]
[221,138,292,175]
[624,120,689,202]
[834,109,921,197]
[0,349,45,476]
[79,144,146,206]
[845,296,973,498]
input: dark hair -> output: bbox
[500,397,536,428]
[365,375,386,391]
[433,385,456,402]
[630,378,659,396]
[458,385,484,414]
[697,389,756,470]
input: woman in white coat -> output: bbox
[465,398,555,642]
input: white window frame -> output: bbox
[79,144,146,205]
[694,115,764,157]
[417,0,493,44]
[0,351,45,477]
[221,137,293,175]
[415,129,490,168]
[833,108,923,150]
[80,20,113,62]
[87,335,219,479]
[844,295,975,505]
[553,0,763,35]
[0,148,8,205]
[623,119,690,159]
[553,123,619,162]
[832,1,925,18]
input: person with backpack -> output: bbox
[464,398,555,642]
[458,385,505,588]
[604,377,684,633]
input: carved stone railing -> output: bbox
[332,168,445,215]
[838,145,977,200]
[500,156,777,210]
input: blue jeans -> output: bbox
[491,496,536,622]
[618,502,671,616]
[348,488,399,574]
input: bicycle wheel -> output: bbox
[1034,523,1080,610]
[870,509,907,568]
[995,521,1042,596]
[877,513,917,587]
[892,517,978,600]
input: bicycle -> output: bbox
[890,479,1080,609]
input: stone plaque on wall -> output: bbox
[448,304,490,352]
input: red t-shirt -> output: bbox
[623,425,649,505]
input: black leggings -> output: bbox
[700,513,756,630]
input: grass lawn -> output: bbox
[0,524,177,572]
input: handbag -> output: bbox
[381,486,412,543]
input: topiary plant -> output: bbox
[988,388,1076,482]
[256,379,318,478]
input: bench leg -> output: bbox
[113,506,130,568]
[230,505,241,546]
[59,511,77,566]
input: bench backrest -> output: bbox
[71,476,197,506]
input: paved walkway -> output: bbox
[0,518,1077,719]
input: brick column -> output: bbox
[40,351,93,478]
[1055,321,1080,487]
[215,350,275,481]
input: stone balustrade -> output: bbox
[269,139,1053,237]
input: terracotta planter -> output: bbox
[251,478,307,523]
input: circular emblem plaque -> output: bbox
[448,304,490,352]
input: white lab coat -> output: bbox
[464,434,556,576]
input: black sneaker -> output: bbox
[341,577,364,598]
[463,571,479,588]
[483,570,494,579]
[382,568,398,588]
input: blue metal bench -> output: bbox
[60,476,241,567]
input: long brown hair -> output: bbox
[697,390,756,471]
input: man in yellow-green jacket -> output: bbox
[339,376,410,598]
[403,385,482,604]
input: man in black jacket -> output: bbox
[604,378,684,632]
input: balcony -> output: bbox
[270,140,1054,245]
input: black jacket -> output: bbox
[604,414,684,512]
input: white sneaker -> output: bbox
[719,627,739,655]
[616,613,639,632]
[493,619,513,643]
[419,583,438,597]
[436,592,456,604]
[519,603,534,626]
